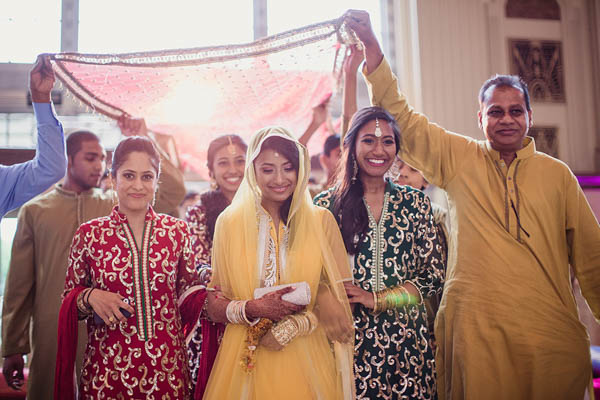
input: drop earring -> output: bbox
[351,157,358,183]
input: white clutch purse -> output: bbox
[253,282,311,305]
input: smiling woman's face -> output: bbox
[254,148,297,208]
[354,119,397,179]
[114,151,158,214]
[210,144,246,197]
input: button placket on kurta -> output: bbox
[121,218,155,341]
[493,156,527,243]
[363,191,390,292]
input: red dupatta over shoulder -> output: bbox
[54,286,86,400]
[54,286,208,400]
[178,288,224,400]
[56,208,208,399]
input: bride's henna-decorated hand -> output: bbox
[246,287,305,322]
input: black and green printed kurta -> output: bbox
[314,181,445,400]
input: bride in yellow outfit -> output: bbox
[203,126,355,399]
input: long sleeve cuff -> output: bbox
[363,57,398,107]
[33,102,60,126]
[1,341,30,358]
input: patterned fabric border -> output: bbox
[122,221,155,341]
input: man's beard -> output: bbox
[72,173,97,191]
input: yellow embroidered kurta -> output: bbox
[1,157,184,400]
[204,126,355,400]
[205,206,352,400]
[365,58,600,400]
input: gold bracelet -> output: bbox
[372,291,379,313]
[289,314,308,336]
[290,311,318,336]
[76,289,92,315]
[271,317,299,347]
[373,285,417,312]
[385,287,402,309]
[375,290,385,312]
[305,311,318,334]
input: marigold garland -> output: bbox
[241,318,273,373]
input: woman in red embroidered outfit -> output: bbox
[55,136,206,400]
[185,134,247,393]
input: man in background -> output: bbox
[309,134,342,197]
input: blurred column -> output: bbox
[254,0,267,40]
[61,0,79,52]
[388,0,423,112]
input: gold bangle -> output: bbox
[379,288,389,310]
[305,311,318,334]
[373,286,413,312]
[290,312,317,336]
[289,314,308,336]
[76,289,92,315]
[372,291,378,313]
[271,318,299,347]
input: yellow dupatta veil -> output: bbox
[204,127,355,400]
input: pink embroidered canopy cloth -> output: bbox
[49,17,356,177]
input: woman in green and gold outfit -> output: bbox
[314,106,445,399]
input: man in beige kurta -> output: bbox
[1,121,185,399]
[346,10,600,400]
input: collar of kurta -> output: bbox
[110,205,158,224]
[384,178,395,194]
[54,184,99,198]
[484,136,536,161]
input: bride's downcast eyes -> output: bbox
[259,162,293,175]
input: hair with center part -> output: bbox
[256,135,300,224]
[66,130,101,158]
[110,136,161,178]
[206,134,248,172]
[479,74,531,111]
[332,106,402,254]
